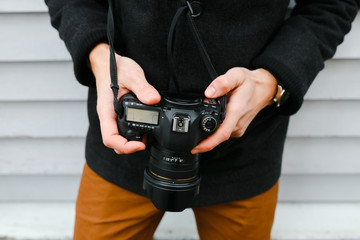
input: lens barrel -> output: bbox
[143,144,200,212]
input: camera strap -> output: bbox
[106,0,122,115]
[167,1,226,121]
[107,0,226,121]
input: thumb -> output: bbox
[117,56,161,105]
[132,83,161,105]
[121,71,161,105]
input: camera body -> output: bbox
[117,93,222,211]
[118,93,221,151]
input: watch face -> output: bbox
[279,88,290,106]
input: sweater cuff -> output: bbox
[251,55,305,115]
[71,28,108,88]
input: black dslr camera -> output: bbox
[107,0,225,212]
[117,93,223,211]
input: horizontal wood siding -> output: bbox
[0,62,86,101]
[0,13,70,61]
[0,138,85,175]
[1,175,360,202]
[1,12,360,61]
[0,4,359,203]
[2,100,360,138]
[1,137,360,175]
[0,0,47,12]
[1,60,360,101]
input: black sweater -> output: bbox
[45,0,359,207]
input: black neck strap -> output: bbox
[107,0,226,121]
[107,0,122,115]
[167,2,218,90]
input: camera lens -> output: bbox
[143,143,200,212]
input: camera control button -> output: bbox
[125,130,141,141]
[201,116,218,133]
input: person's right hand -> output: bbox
[89,43,161,154]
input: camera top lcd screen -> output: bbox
[126,107,159,125]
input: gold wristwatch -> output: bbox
[272,84,290,107]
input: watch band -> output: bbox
[272,84,289,107]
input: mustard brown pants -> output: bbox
[74,164,278,240]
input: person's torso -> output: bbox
[112,0,290,94]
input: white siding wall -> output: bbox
[1,0,360,207]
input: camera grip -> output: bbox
[117,117,143,141]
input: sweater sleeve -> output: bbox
[45,0,109,87]
[251,0,360,115]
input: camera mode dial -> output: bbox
[200,115,218,133]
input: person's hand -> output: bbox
[89,43,161,154]
[191,67,277,154]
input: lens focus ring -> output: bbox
[201,115,217,132]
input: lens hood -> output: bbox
[143,168,200,212]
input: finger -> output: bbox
[122,73,161,105]
[205,68,246,98]
[98,105,146,154]
[111,136,146,154]
[133,83,161,105]
[191,106,240,154]
[191,91,251,154]
[191,123,232,154]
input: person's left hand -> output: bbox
[191,67,278,154]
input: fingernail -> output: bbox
[191,147,199,154]
[147,92,156,100]
[205,86,216,98]
[147,92,159,102]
